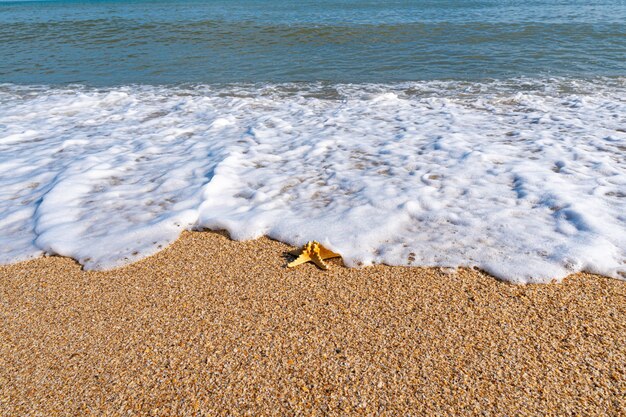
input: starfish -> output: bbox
[287,241,341,270]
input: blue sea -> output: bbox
[1,0,625,282]
[1,0,625,84]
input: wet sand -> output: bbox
[1,231,624,416]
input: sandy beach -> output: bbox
[0,230,624,416]
[2,0,625,415]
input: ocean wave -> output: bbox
[0,78,624,282]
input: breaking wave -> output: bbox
[1,78,625,282]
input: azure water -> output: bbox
[1,0,625,84]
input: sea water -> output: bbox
[0,1,625,282]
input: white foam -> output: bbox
[0,79,624,282]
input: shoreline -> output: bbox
[1,230,624,415]
[4,227,622,284]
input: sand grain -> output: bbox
[1,231,625,416]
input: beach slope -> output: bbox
[1,231,624,415]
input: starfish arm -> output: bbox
[287,253,312,268]
[319,247,341,260]
[310,253,329,270]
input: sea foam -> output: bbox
[0,79,624,283]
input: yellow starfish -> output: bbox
[287,241,341,270]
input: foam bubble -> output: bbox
[0,79,624,282]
